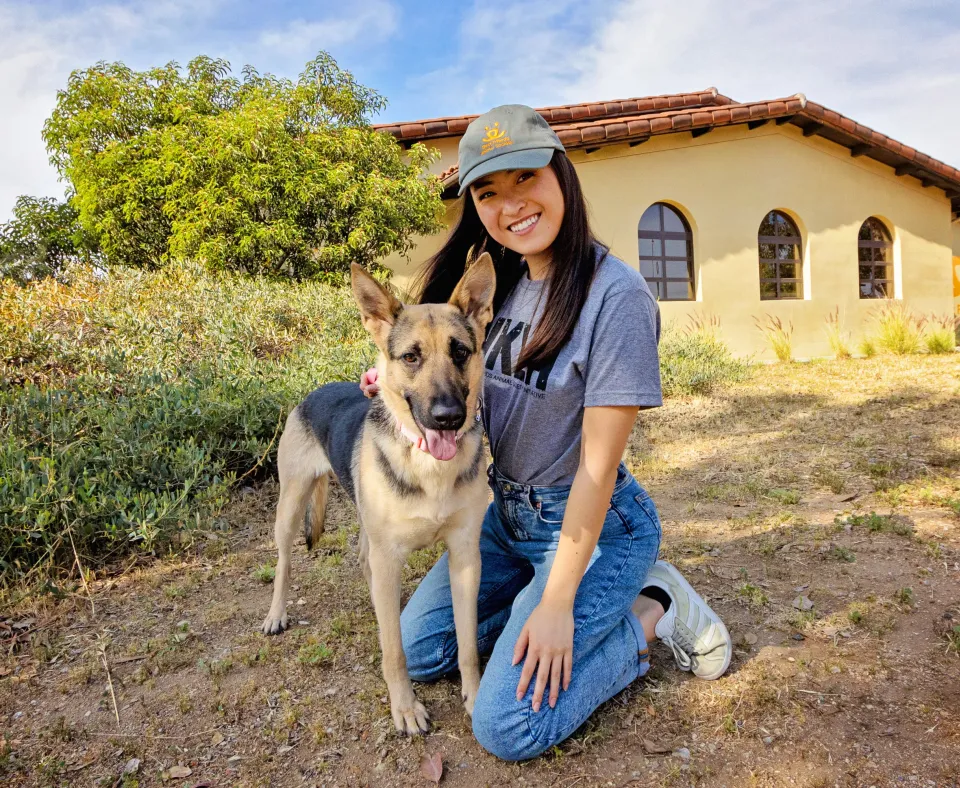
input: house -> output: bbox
[375,89,959,359]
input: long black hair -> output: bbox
[413,150,607,371]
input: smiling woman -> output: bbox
[360,104,733,762]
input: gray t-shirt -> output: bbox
[482,248,663,487]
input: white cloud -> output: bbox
[413,0,960,170]
[0,0,222,220]
[258,1,399,58]
[408,0,607,112]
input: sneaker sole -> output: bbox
[651,560,732,680]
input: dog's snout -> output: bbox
[429,397,465,430]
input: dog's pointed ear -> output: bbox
[351,263,403,344]
[450,252,496,327]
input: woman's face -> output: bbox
[469,166,565,260]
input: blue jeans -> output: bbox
[400,462,662,761]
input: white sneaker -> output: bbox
[645,560,732,680]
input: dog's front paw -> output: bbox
[261,610,289,636]
[390,691,431,736]
[461,671,480,717]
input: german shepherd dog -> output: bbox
[261,254,495,735]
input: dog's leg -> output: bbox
[367,540,430,735]
[358,525,375,607]
[445,518,483,717]
[262,418,326,635]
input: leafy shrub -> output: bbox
[0,195,95,284]
[754,314,793,362]
[1,261,375,583]
[659,326,750,398]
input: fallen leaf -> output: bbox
[277,745,294,756]
[419,752,443,784]
[210,732,224,746]
[165,765,192,780]
[792,595,814,611]
[642,738,672,755]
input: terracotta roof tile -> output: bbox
[374,88,730,140]
[424,91,960,202]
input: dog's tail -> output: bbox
[303,472,329,551]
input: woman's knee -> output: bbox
[471,679,551,761]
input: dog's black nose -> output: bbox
[428,397,465,430]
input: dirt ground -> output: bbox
[3,355,959,788]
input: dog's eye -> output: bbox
[402,352,418,364]
[452,346,470,364]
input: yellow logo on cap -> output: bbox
[482,123,506,142]
[480,122,514,156]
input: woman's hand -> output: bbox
[360,368,380,398]
[513,600,573,712]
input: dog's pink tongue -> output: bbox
[424,430,458,461]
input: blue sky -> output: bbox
[2,0,959,219]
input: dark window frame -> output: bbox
[758,211,803,300]
[638,203,695,301]
[858,217,893,299]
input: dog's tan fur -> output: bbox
[262,255,495,735]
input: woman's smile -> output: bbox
[508,213,541,235]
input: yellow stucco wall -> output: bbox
[382,123,955,359]
[953,221,960,315]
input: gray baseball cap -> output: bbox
[457,104,565,196]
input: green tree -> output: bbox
[0,195,92,283]
[43,53,444,277]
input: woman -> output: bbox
[361,104,731,761]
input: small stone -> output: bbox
[227,755,242,764]
[298,620,310,626]
[278,745,293,755]
[122,758,141,775]
[787,657,796,663]
[792,595,814,611]
[296,598,306,606]
[762,736,773,745]
[674,747,690,761]
[12,711,23,720]
[792,633,805,641]
[830,666,841,674]
[211,732,224,746]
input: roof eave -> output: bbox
[437,95,960,202]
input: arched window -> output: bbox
[638,203,694,300]
[758,211,802,300]
[858,218,893,298]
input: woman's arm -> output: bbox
[513,404,639,711]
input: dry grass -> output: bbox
[2,355,959,787]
